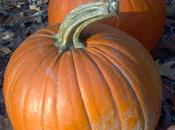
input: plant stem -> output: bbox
[54,0,119,53]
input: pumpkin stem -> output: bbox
[54,0,119,53]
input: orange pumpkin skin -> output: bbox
[48,0,166,51]
[4,24,161,130]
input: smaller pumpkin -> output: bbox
[4,1,161,130]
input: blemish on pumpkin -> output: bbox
[91,110,120,130]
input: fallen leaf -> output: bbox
[167,125,175,130]
[0,115,12,130]
[0,47,12,55]
[157,60,175,80]
[1,31,15,41]
[29,5,40,11]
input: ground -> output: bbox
[0,0,175,129]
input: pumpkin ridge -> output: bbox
[30,25,59,38]
[6,50,57,108]
[71,50,93,130]
[21,52,58,129]
[41,54,60,130]
[88,40,160,101]
[89,48,145,129]
[4,52,57,127]
[48,24,59,32]
[11,53,53,130]
[35,30,57,37]
[54,56,62,130]
[88,40,143,62]
[87,47,146,129]
[93,46,161,129]
[52,51,68,129]
[90,44,159,116]
[28,34,54,40]
[91,45,160,130]
[21,32,55,46]
[5,48,57,104]
[25,38,54,46]
[88,43,138,63]
[83,50,122,130]
[9,43,54,66]
[87,33,150,54]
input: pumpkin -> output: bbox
[48,0,166,51]
[4,1,161,130]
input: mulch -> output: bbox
[0,0,175,130]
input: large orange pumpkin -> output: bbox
[48,0,166,51]
[4,1,161,130]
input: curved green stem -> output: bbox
[54,0,119,53]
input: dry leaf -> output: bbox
[29,5,40,11]
[167,125,175,130]
[0,115,12,130]
[1,31,14,40]
[157,60,175,80]
[0,47,12,55]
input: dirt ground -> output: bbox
[0,0,175,130]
